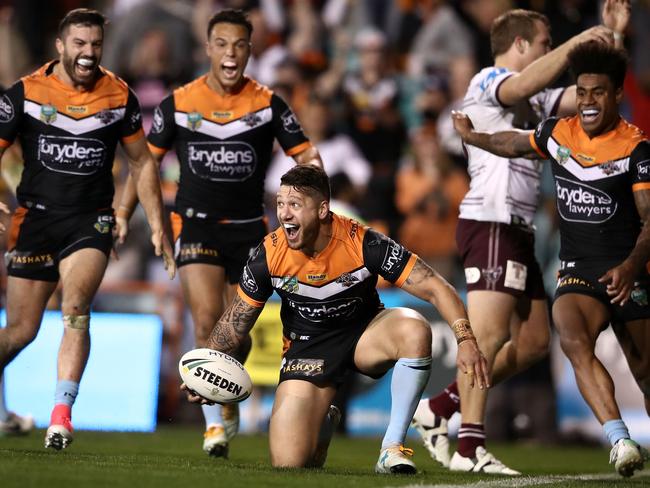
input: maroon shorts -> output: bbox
[456,218,546,299]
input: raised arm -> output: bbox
[497,26,613,107]
[121,137,175,278]
[452,110,540,160]
[401,257,490,389]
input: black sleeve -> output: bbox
[147,94,176,150]
[630,140,650,185]
[0,81,24,145]
[120,88,144,140]
[362,228,414,283]
[532,117,559,159]
[239,242,274,304]
[270,94,310,153]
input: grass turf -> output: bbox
[1,427,648,488]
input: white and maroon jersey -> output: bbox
[459,66,565,225]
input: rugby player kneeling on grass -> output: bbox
[451,41,650,478]
[183,165,489,473]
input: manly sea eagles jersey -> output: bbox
[0,61,144,211]
[530,115,650,262]
[147,76,311,221]
[237,213,418,338]
[459,66,565,225]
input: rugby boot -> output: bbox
[449,446,521,475]
[0,412,34,436]
[609,438,647,477]
[45,418,74,450]
[375,445,417,474]
[411,398,451,467]
[203,424,228,458]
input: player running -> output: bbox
[0,8,175,450]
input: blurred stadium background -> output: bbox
[1,0,649,470]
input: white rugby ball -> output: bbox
[178,348,252,404]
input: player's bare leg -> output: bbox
[554,293,646,477]
[180,264,248,456]
[451,290,521,475]
[354,308,432,474]
[269,380,337,468]
[45,248,108,450]
[613,318,650,416]
[491,297,550,384]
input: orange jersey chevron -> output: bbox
[0,61,144,211]
[237,213,418,337]
[148,76,311,220]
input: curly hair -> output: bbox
[568,41,628,89]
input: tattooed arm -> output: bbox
[206,295,264,358]
[401,257,468,326]
[452,110,541,160]
[401,257,490,387]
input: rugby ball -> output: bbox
[178,348,252,404]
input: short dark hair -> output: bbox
[58,8,107,38]
[568,42,628,89]
[280,166,331,203]
[490,9,549,57]
[206,9,253,40]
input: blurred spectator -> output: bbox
[395,126,468,283]
[0,4,32,86]
[406,0,475,100]
[341,28,407,236]
[266,95,371,203]
[103,0,196,85]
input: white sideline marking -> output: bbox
[387,472,650,488]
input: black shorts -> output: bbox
[279,320,373,386]
[555,260,650,324]
[170,212,267,284]
[456,218,546,299]
[6,206,114,282]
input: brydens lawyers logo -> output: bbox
[38,135,107,175]
[555,176,616,223]
[287,297,361,322]
[187,141,257,182]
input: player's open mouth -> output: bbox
[284,223,299,240]
[581,108,600,124]
[221,61,238,79]
[75,57,96,75]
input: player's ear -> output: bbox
[318,200,329,219]
[515,37,529,54]
[615,86,624,105]
[55,37,65,56]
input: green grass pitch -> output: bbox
[1,427,648,487]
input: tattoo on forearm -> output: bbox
[206,296,262,355]
[470,131,539,159]
[405,257,436,286]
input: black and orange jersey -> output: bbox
[0,61,144,211]
[237,213,418,337]
[147,76,311,221]
[531,115,650,262]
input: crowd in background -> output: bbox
[0,0,649,440]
